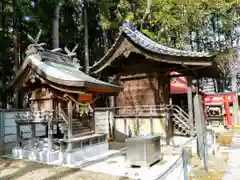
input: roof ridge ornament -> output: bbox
[26,29,46,56]
[64,44,82,70]
[64,44,78,57]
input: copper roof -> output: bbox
[9,48,122,94]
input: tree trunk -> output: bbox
[84,0,89,74]
[0,2,4,108]
[12,0,20,108]
[103,30,108,53]
[141,0,152,29]
[52,2,61,49]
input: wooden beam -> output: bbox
[68,99,73,138]
[187,76,194,137]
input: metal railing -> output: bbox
[94,105,167,118]
[169,105,189,120]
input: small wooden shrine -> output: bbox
[9,33,121,164]
[91,21,221,139]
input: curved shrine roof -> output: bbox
[90,22,218,76]
[120,25,211,58]
[9,48,121,94]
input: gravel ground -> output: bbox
[0,157,130,180]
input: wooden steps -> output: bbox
[59,118,92,136]
[72,119,91,135]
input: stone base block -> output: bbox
[64,143,109,164]
[12,147,59,163]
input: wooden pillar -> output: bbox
[45,124,48,137]
[124,118,127,135]
[196,78,200,94]
[92,108,95,132]
[48,97,54,152]
[150,107,153,135]
[166,99,173,145]
[67,100,73,151]
[187,76,194,137]
[16,123,21,147]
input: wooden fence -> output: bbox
[94,106,167,142]
[0,109,45,155]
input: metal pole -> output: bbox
[232,36,240,125]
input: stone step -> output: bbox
[72,121,84,124]
[73,129,91,135]
[72,126,90,130]
[72,130,94,136]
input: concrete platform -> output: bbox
[11,136,193,180]
[69,136,193,180]
[63,143,109,164]
[80,151,183,180]
[12,142,109,165]
[12,147,59,163]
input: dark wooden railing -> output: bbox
[112,105,167,118]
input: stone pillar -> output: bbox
[232,71,239,125]
[187,76,194,137]
[48,120,53,152]
[31,124,36,149]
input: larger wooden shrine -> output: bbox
[91,21,221,140]
[9,38,121,164]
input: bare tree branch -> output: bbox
[141,0,152,29]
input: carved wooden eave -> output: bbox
[8,47,122,94]
[90,22,221,77]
